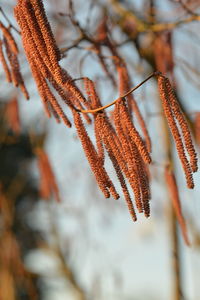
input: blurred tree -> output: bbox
[0,101,41,299]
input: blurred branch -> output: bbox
[109,0,200,33]
[150,14,200,31]
[170,207,184,300]
[175,0,198,16]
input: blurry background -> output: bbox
[1,0,200,299]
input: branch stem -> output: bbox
[0,7,21,34]
[81,71,160,114]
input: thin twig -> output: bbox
[0,7,21,35]
[81,71,159,113]
[110,0,200,33]
[176,0,198,16]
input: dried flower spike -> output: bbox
[158,75,195,189]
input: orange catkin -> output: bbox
[73,110,119,200]
[117,62,152,152]
[158,75,194,189]
[119,99,151,164]
[0,40,12,82]
[0,22,18,55]
[114,101,143,213]
[164,78,198,173]
[3,37,29,99]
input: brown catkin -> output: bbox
[63,75,91,116]
[36,71,71,127]
[31,63,52,118]
[48,74,74,108]
[60,70,91,124]
[14,5,48,77]
[30,0,61,61]
[15,0,91,118]
[106,145,137,221]
[4,37,19,87]
[165,166,190,246]
[130,139,151,217]
[97,112,144,214]
[0,22,18,55]
[3,37,29,99]
[117,62,151,152]
[114,102,143,213]
[118,101,151,217]
[94,119,105,163]
[72,110,119,199]
[158,75,194,189]
[0,40,12,82]
[20,1,56,72]
[27,0,63,83]
[119,99,151,164]
[164,78,198,173]
[15,7,72,123]
[84,77,102,109]
[17,0,62,85]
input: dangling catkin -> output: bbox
[117,62,151,152]
[164,78,198,172]
[158,75,194,189]
[0,40,12,82]
[0,22,18,55]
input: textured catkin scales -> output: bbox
[0,22,18,55]
[0,40,12,82]
[158,75,195,189]
[119,100,151,164]
[15,0,91,123]
[114,102,143,213]
[164,78,198,173]
[72,110,119,200]
[30,0,61,61]
[0,22,29,99]
[117,63,152,152]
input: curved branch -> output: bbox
[81,71,159,114]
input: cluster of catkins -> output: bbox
[0,0,198,222]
